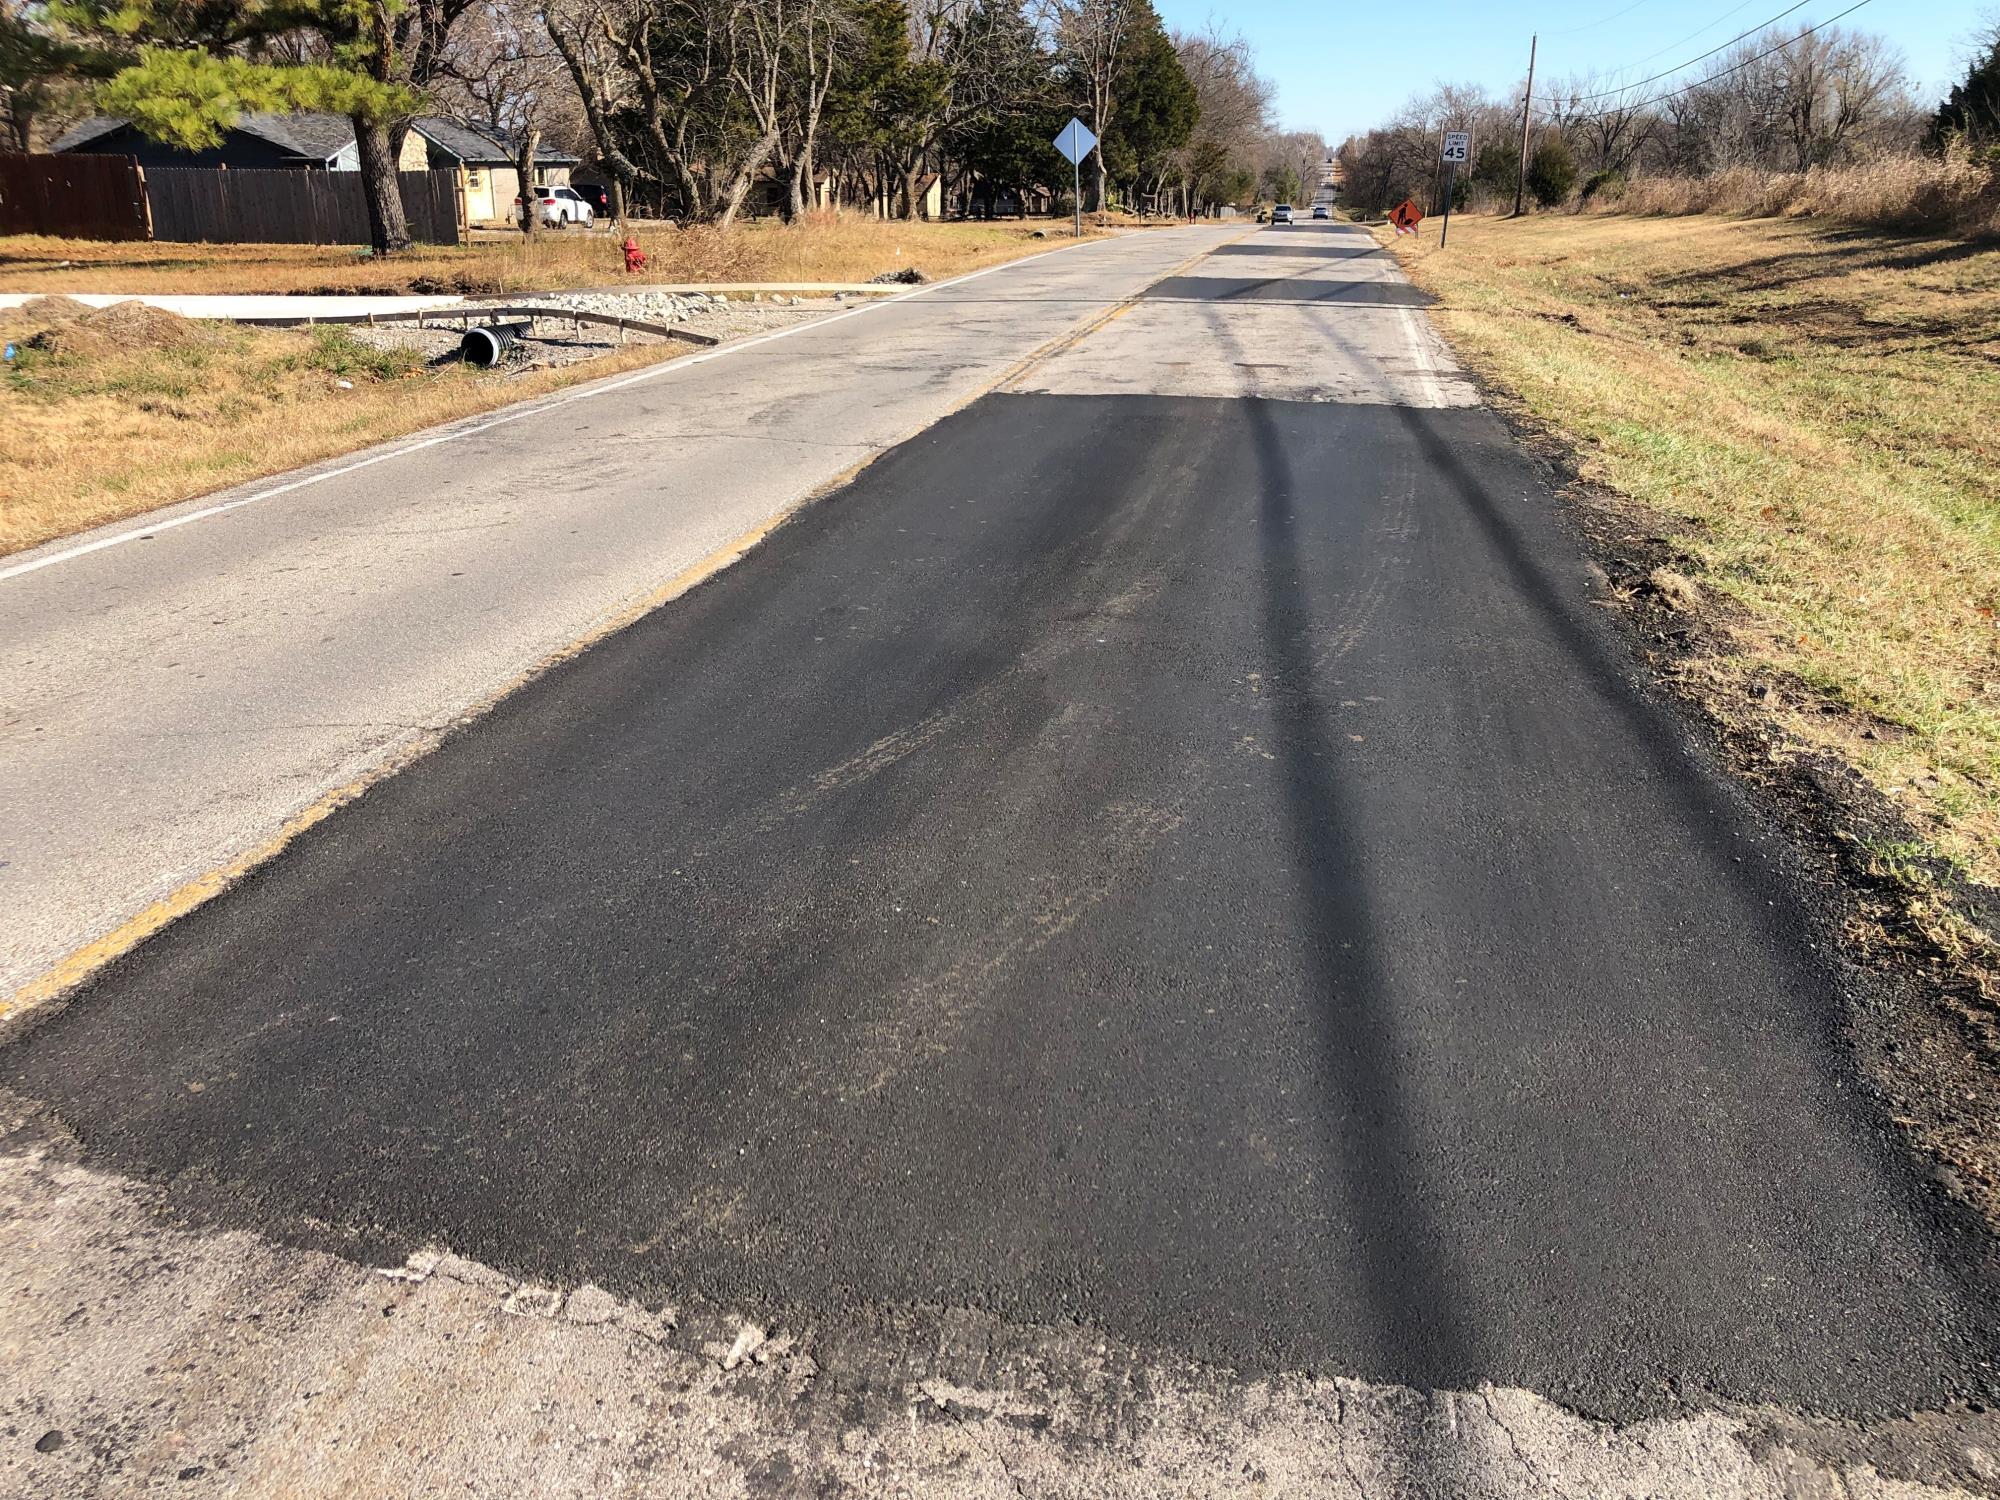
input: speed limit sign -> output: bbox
[1441,131,1470,162]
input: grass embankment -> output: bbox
[1382,213,2000,917]
[0,215,1101,295]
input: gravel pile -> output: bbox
[341,290,837,373]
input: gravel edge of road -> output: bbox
[3,1106,1996,1500]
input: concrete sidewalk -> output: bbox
[0,226,1236,1008]
[0,292,468,319]
[0,285,903,323]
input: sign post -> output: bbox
[1053,117,1098,238]
[1439,131,1470,248]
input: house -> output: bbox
[406,118,579,224]
[52,113,579,225]
[49,112,426,172]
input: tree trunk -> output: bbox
[784,155,806,221]
[516,128,542,237]
[716,130,780,229]
[1091,152,1107,214]
[900,162,922,221]
[6,98,33,154]
[670,159,705,223]
[611,176,629,229]
[352,114,412,255]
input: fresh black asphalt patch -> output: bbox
[9,389,1997,1425]
[1210,241,1392,259]
[1144,274,1435,306]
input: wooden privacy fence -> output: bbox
[145,168,461,244]
[0,157,462,245]
[0,153,148,240]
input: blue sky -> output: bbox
[1152,0,1994,145]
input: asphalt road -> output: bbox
[8,223,1997,1445]
[0,224,1235,998]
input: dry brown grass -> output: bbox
[1589,151,2000,237]
[0,305,691,555]
[1382,212,2000,889]
[0,213,1102,296]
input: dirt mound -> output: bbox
[13,294,95,327]
[868,266,928,285]
[24,300,220,360]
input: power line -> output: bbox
[1561,0,1817,103]
[1531,0,1878,123]
[1545,0,1657,39]
[1615,0,1769,73]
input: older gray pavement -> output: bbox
[0,226,1233,1003]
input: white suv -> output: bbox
[518,184,595,228]
[1272,203,1295,225]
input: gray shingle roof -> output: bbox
[47,117,132,152]
[49,112,349,162]
[414,117,580,167]
[48,112,580,168]
[234,112,355,161]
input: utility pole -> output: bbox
[1513,33,1538,218]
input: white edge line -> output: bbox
[0,232,1160,585]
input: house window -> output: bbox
[467,170,483,188]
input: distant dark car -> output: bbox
[570,182,613,215]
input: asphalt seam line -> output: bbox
[0,225,1247,1036]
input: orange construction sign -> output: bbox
[1389,199,1423,234]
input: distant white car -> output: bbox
[1272,203,1295,224]
[1312,203,1330,219]
[516,184,596,228]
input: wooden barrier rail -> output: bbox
[231,304,723,347]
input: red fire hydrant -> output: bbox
[622,237,648,275]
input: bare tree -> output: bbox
[1774,25,1908,167]
[1543,74,1657,179]
[1049,0,1132,210]
[775,0,844,218]
[1170,25,1273,215]
[540,0,646,217]
[440,2,583,235]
